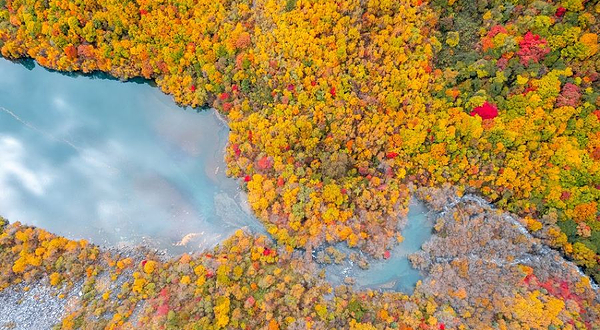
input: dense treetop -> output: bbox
[0,0,599,328]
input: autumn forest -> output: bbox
[0,0,599,329]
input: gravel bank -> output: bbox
[0,281,81,330]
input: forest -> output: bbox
[0,0,599,328]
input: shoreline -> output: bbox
[1,186,598,329]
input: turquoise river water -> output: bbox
[0,58,432,292]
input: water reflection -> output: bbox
[0,58,261,254]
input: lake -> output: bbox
[0,58,261,254]
[0,58,432,292]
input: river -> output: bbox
[322,199,433,292]
[0,58,432,292]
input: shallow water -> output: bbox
[0,58,262,254]
[323,199,433,293]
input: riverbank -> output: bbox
[1,186,598,329]
[0,281,79,330]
